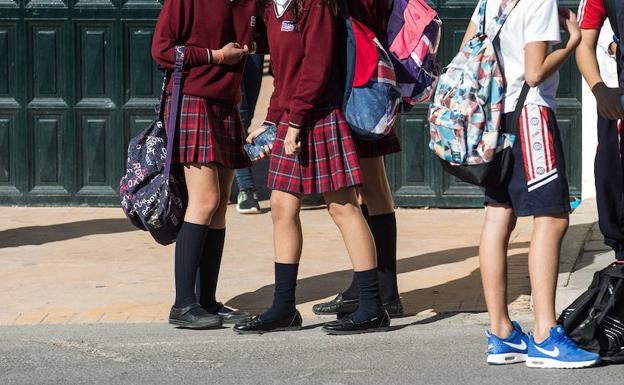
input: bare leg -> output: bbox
[183,164,221,225]
[479,204,517,338]
[323,188,376,271]
[270,190,303,264]
[209,166,235,230]
[358,157,394,215]
[530,213,569,343]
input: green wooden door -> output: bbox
[0,0,162,205]
[387,0,583,207]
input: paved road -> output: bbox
[1,314,620,385]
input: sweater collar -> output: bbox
[274,0,294,18]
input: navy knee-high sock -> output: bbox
[196,228,226,313]
[350,268,384,322]
[260,263,299,321]
[174,222,209,311]
[342,204,369,300]
[369,213,399,303]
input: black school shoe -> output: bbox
[322,311,391,335]
[233,310,303,334]
[169,303,223,329]
[212,303,252,324]
[314,295,405,318]
[312,293,359,315]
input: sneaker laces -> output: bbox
[557,331,582,351]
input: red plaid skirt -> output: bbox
[354,127,402,158]
[164,95,251,169]
[268,107,364,194]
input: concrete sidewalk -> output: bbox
[0,200,603,326]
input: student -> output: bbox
[312,0,404,319]
[151,0,259,329]
[576,0,624,262]
[464,0,600,368]
[235,54,265,215]
[233,0,390,335]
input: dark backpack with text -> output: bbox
[118,46,187,246]
[559,262,624,364]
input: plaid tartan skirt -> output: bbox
[268,107,364,194]
[354,127,402,159]
[164,95,252,169]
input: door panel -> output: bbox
[0,0,161,204]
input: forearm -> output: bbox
[576,42,604,88]
[525,40,579,87]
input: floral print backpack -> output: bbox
[427,0,521,187]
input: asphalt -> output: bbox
[1,314,621,385]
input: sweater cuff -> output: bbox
[265,109,283,126]
[287,111,305,128]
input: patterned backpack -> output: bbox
[336,1,402,140]
[118,46,187,245]
[427,0,520,187]
[387,0,442,109]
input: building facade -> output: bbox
[0,0,585,207]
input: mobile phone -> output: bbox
[244,124,277,162]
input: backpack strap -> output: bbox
[479,0,522,40]
[164,46,186,179]
[508,82,530,137]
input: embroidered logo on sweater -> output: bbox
[250,16,256,27]
[281,21,297,32]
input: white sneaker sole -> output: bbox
[487,353,527,365]
[526,357,599,369]
[237,206,261,214]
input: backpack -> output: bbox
[336,1,402,140]
[559,262,624,364]
[427,0,521,187]
[386,0,442,109]
[118,46,187,246]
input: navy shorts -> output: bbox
[485,105,570,217]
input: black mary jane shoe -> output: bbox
[169,303,223,330]
[337,298,405,319]
[322,311,390,335]
[213,303,252,324]
[383,298,404,318]
[312,293,359,315]
[233,310,303,334]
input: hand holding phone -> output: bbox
[245,124,277,162]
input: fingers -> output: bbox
[246,127,265,143]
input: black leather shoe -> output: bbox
[322,311,390,335]
[233,310,303,334]
[215,303,252,324]
[337,298,405,319]
[312,293,359,315]
[383,298,404,318]
[169,303,223,329]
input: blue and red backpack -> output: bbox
[335,0,401,140]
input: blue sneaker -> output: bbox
[526,325,600,369]
[486,321,529,365]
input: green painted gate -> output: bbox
[0,0,582,207]
[386,0,583,207]
[0,0,162,205]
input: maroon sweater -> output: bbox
[152,0,261,104]
[348,0,390,41]
[264,0,341,127]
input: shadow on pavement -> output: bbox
[0,218,138,249]
[226,223,595,319]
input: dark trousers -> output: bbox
[235,54,265,190]
[595,115,624,260]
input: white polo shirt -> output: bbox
[470,0,562,113]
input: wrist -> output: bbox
[591,82,608,97]
[567,33,581,48]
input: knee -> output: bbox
[187,195,220,224]
[270,196,299,224]
[327,201,360,226]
